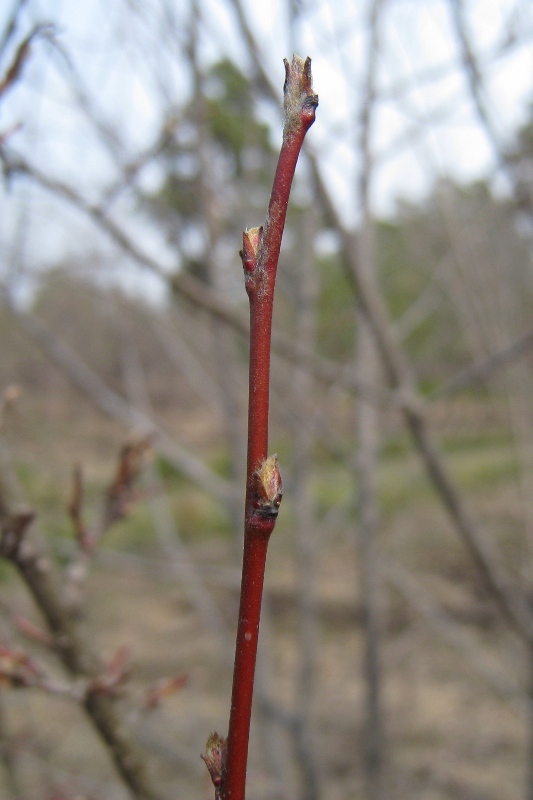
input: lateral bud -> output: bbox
[239,226,263,274]
[251,455,283,518]
[201,731,227,794]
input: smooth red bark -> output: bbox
[219,56,318,800]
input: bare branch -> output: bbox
[384,560,526,712]
[448,0,533,215]
[0,0,29,57]
[432,326,533,399]
[0,119,390,410]
[0,477,165,800]
[0,24,54,98]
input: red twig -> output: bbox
[203,55,317,800]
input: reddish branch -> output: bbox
[64,441,152,614]
[202,55,318,800]
[0,461,164,800]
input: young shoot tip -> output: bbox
[282,54,318,137]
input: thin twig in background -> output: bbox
[448,0,533,217]
[0,695,23,800]
[117,323,231,653]
[6,305,233,504]
[353,3,388,797]
[0,23,53,99]
[288,202,322,800]
[383,559,525,712]
[307,126,533,643]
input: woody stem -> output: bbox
[220,55,318,800]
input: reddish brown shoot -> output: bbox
[202,55,317,800]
